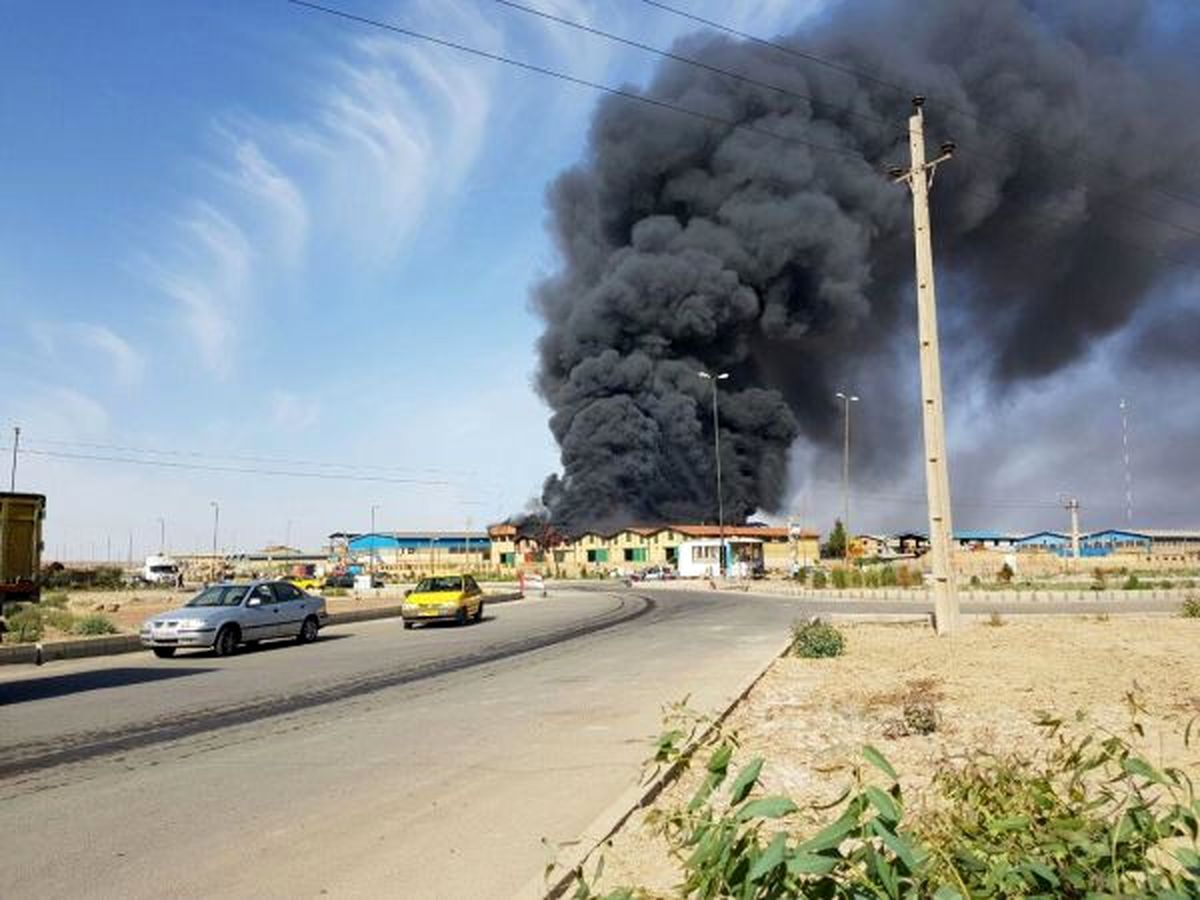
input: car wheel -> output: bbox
[213,625,238,657]
[403,620,414,630]
[297,616,319,644]
[473,601,484,623]
[152,647,176,659]
[455,607,468,626]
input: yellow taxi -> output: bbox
[282,575,322,592]
[402,574,484,629]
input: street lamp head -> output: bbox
[716,373,730,380]
[850,395,860,402]
[697,371,711,380]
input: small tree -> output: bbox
[998,562,1014,584]
[822,519,847,559]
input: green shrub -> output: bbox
[1091,568,1107,590]
[998,562,1014,583]
[791,619,845,658]
[72,614,118,636]
[864,568,881,588]
[43,591,70,607]
[880,565,898,587]
[896,566,918,588]
[577,712,1200,900]
[1124,573,1143,590]
[42,607,77,632]
[830,568,848,589]
[811,570,827,589]
[4,606,44,643]
[969,574,981,587]
[1182,595,1200,618]
[792,567,808,584]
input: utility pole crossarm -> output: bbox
[892,97,960,636]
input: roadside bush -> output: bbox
[43,591,70,607]
[4,606,43,643]
[791,619,845,659]
[1091,568,1107,590]
[1182,595,1200,619]
[998,562,1014,583]
[42,607,78,633]
[969,574,981,587]
[879,565,898,587]
[1124,573,1143,590]
[895,566,918,588]
[830,568,848,590]
[863,568,880,589]
[811,570,827,589]
[791,567,808,584]
[73,614,119,636]
[576,711,1200,900]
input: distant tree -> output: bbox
[822,519,847,559]
[998,562,1014,584]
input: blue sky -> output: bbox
[0,0,816,558]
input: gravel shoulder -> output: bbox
[594,615,1200,896]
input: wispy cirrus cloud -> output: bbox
[29,320,145,386]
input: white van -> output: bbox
[142,554,180,585]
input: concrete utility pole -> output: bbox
[1061,495,1081,562]
[891,97,959,635]
[9,426,19,491]
[698,371,730,577]
[1119,399,1133,526]
[835,391,859,566]
[158,517,166,555]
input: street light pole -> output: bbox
[158,517,166,555]
[698,371,730,577]
[370,504,380,582]
[209,501,220,583]
[835,392,859,567]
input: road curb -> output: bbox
[0,593,526,666]
[516,633,794,900]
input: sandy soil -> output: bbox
[594,616,1200,896]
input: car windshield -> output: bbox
[415,576,462,592]
[149,565,177,573]
[186,585,249,607]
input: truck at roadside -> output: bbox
[0,492,46,637]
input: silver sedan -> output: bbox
[140,580,328,658]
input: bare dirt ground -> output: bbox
[593,616,1200,896]
[39,587,408,638]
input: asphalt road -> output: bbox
[0,588,803,899]
[1,587,1180,900]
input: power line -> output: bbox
[2,445,456,487]
[292,1,1196,271]
[287,0,873,163]
[489,0,903,136]
[21,436,467,477]
[639,0,1200,216]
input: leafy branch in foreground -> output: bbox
[575,707,1200,899]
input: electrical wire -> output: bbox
[2,445,455,487]
[21,436,467,477]
[489,0,903,136]
[639,0,1200,217]
[287,0,874,164]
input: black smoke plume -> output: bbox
[534,0,1200,531]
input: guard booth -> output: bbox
[1,492,46,604]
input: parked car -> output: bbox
[401,574,484,628]
[323,573,355,589]
[140,580,327,658]
[636,565,677,581]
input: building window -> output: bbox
[587,549,609,563]
[623,548,647,562]
[500,552,515,566]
